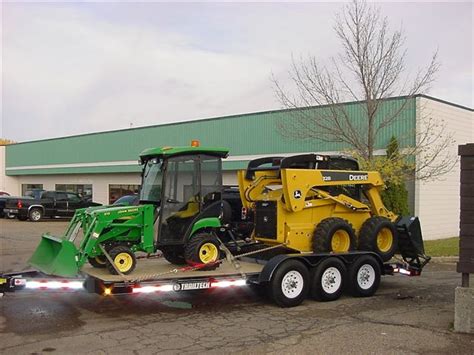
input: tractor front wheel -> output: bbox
[184,233,221,270]
[88,255,107,268]
[106,246,137,275]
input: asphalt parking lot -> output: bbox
[1,219,473,354]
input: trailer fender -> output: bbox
[258,254,312,283]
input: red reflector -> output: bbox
[17,200,22,208]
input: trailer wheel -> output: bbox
[88,255,107,268]
[269,260,309,307]
[29,208,43,222]
[310,257,346,302]
[184,233,221,270]
[348,255,381,297]
[358,217,398,262]
[107,246,137,275]
[313,218,356,253]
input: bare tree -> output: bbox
[273,0,455,181]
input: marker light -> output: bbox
[191,140,200,147]
[132,284,174,294]
[104,287,112,295]
[211,279,247,288]
[26,280,83,290]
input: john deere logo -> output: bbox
[294,190,302,199]
[349,174,368,181]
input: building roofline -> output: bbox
[8,94,472,147]
[416,94,473,112]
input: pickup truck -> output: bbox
[0,190,44,218]
[3,190,101,221]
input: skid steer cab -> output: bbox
[29,143,242,277]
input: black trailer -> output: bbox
[1,245,428,308]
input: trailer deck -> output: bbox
[82,257,265,282]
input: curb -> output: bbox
[430,256,459,263]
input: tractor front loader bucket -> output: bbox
[28,233,80,277]
[396,216,431,271]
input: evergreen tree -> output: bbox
[381,136,410,215]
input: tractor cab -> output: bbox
[139,144,230,264]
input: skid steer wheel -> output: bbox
[358,217,398,262]
[88,255,107,268]
[106,246,137,275]
[269,260,309,307]
[29,208,43,222]
[313,217,356,253]
[347,255,381,297]
[184,233,221,271]
[310,257,346,302]
[161,248,186,265]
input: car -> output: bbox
[113,194,140,206]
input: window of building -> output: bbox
[109,184,140,204]
[22,184,44,195]
[56,184,93,200]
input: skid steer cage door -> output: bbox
[396,216,431,270]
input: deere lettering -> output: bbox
[349,174,368,181]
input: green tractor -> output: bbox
[29,145,242,277]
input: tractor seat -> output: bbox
[197,199,233,225]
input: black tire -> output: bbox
[17,215,28,221]
[161,248,186,265]
[29,208,43,222]
[347,255,381,297]
[310,257,346,302]
[313,218,356,253]
[269,260,310,307]
[88,255,107,268]
[184,233,221,271]
[106,245,137,275]
[358,217,398,262]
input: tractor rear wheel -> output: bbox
[184,233,221,270]
[88,255,107,268]
[106,245,137,275]
[358,217,398,261]
[313,218,356,253]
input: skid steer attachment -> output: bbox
[396,216,431,270]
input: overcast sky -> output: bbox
[1,1,472,142]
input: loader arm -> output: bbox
[280,169,396,220]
